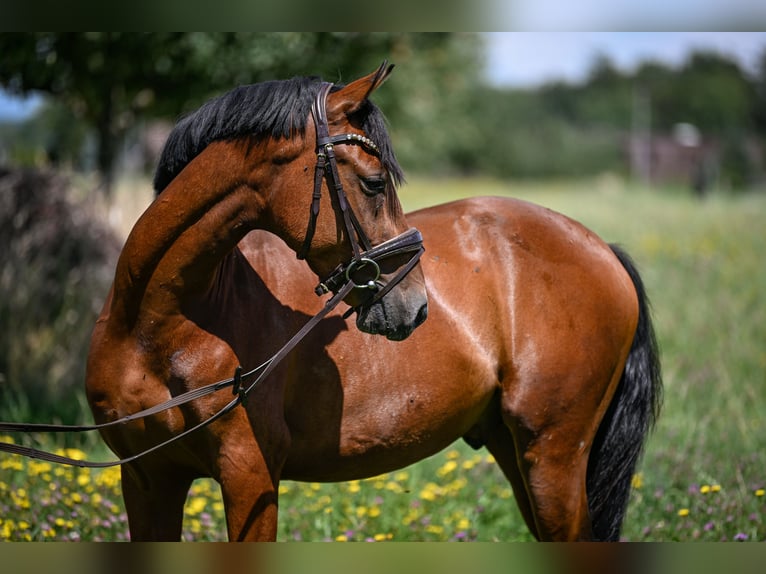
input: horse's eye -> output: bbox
[361,177,386,196]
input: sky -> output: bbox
[483,32,766,87]
[2,32,766,120]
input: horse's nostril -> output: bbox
[415,303,428,327]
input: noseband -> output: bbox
[297,82,424,315]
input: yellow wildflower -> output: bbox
[755,489,765,497]
[631,474,643,489]
[677,508,690,517]
[437,460,458,477]
[186,497,207,516]
[386,481,404,493]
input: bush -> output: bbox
[0,167,119,427]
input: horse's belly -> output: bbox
[281,346,496,482]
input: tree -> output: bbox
[0,32,483,191]
[1,33,203,194]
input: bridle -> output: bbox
[298,82,424,316]
[0,82,425,468]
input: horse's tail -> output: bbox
[586,244,663,541]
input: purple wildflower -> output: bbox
[733,533,748,541]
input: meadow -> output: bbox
[1,176,764,541]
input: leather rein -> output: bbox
[0,82,424,468]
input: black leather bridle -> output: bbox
[0,82,425,468]
[298,82,425,317]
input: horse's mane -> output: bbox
[153,76,404,194]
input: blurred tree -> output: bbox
[0,32,482,191]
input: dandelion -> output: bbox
[631,473,643,489]
[335,534,348,542]
[711,484,721,493]
[677,508,690,517]
[755,489,765,497]
[700,485,710,494]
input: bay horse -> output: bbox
[85,65,661,542]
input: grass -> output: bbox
[1,176,765,541]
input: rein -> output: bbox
[0,82,424,468]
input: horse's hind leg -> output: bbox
[516,429,593,541]
[483,420,541,540]
[120,461,195,541]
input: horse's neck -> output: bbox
[110,141,264,331]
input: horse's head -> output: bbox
[152,62,427,341]
[260,63,428,341]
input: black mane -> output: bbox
[153,76,404,194]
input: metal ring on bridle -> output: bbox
[345,257,381,290]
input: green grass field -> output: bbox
[1,177,765,541]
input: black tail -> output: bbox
[586,244,663,541]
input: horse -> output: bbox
[83,63,428,541]
[86,66,662,542]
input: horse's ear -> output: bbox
[326,61,394,120]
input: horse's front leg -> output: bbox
[221,468,280,541]
[216,412,289,541]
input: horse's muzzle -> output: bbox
[356,291,428,341]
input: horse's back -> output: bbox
[410,195,638,333]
